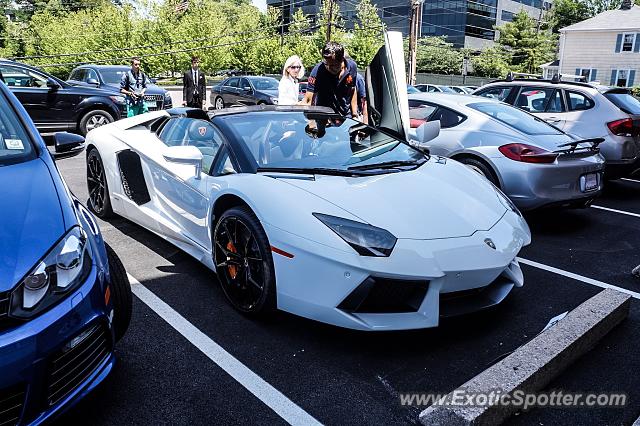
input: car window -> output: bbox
[565,91,594,111]
[212,148,237,177]
[100,69,127,85]
[476,86,512,101]
[251,78,279,91]
[225,78,239,88]
[604,92,640,114]
[0,91,36,166]
[86,69,99,82]
[0,65,48,88]
[69,69,84,81]
[427,85,438,92]
[159,118,222,174]
[430,107,466,128]
[468,102,563,135]
[240,78,251,90]
[516,87,564,113]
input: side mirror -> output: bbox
[150,78,157,84]
[162,145,203,179]
[408,120,439,152]
[53,132,85,159]
[86,78,99,86]
[46,78,60,90]
[242,87,253,94]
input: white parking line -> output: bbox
[128,274,322,426]
[518,257,640,300]
[591,205,640,218]
[621,178,640,184]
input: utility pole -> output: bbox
[326,0,334,43]
[280,0,285,46]
[407,0,422,85]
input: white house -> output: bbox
[558,1,640,87]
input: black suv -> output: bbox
[0,59,127,135]
[67,65,173,112]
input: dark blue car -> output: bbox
[0,81,131,425]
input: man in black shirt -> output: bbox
[300,42,359,119]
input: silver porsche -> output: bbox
[407,93,606,210]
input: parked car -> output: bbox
[473,79,640,178]
[67,64,172,112]
[0,59,127,136]
[448,86,474,94]
[83,32,531,330]
[211,76,280,109]
[0,80,131,425]
[415,84,457,93]
[408,92,605,210]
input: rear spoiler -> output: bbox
[555,137,604,154]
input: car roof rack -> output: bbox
[491,72,594,88]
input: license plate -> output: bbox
[582,172,598,192]
[144,100,157,108]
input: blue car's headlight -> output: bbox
[313,213,397,257]
[10,226,92,319]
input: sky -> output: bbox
[252,0,267,12]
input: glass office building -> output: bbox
[266,0,549,48]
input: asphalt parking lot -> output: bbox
[51,153,640,425]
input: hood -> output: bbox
[0,159,65,291]
[66,82,121,97]
[104,82,167,95]
[258,89,279,98]
[280,160,506,239]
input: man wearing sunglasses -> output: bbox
[300,42,360,121]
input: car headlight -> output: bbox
[110,95,126,104]
[494,186,522,217]
[271,97,278,105]
[313,213,397,257]
[10,226,92,319]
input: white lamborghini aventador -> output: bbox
[84,32,531,330]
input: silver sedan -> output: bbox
[408,93,606,210]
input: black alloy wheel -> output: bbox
[213,206,276,315]
[87,148,114,218]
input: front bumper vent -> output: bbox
[0,384,25,426]
[46,323,111,407]
[337,277,429,314]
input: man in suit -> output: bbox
[183,56,206,108]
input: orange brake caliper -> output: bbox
[227,240,238,279]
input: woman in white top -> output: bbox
[278,55,304,105]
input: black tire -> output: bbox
[79,110,114,136]
[105,244,132,342]
[458,157,500,187]
[214,96,225,110]
[213,206,276,316]
[87,148,114,218]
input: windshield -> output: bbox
[468,102,563,135]
[0,92,36,166]
[218,111,424,172]
[407,85,420,94]
[604,92,640,115]
[438,86,456,93]
[100,68,128,85]
[250,78,279,91]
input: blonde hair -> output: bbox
[282,55,305,80]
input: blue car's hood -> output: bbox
[0,159,65,291]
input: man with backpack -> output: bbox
[120,57,149,117]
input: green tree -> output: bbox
[346,0,384,69]
[284,8,321,74]
[471,46,511,78]
[496,11,555,73]
[548,0,591,32]
[415,36,463,74]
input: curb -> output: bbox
[419,288,631,426]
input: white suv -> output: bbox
[473,80,640,178]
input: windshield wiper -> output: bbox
[347,159,424,171]
[257,167,371,177]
